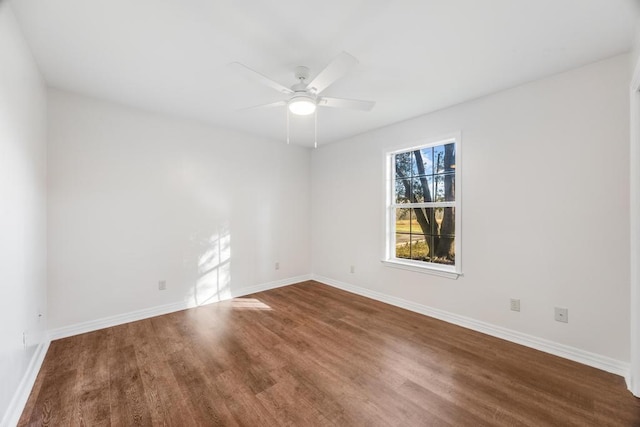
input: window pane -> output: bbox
[430,207,443,235]
[412,176,433,203]
[419,147,433,175]
[411,208,431,236]
[395,152,412,179]
[426,207,455,237]
[395,233,411,259]
[431,237,455,265]
[433,145,445,173]
[411,149,430,176]
[438,207,455,237]
[409,209,422,234]
[444,173,455,201]
[434,174,444,202]
[395,178,410,203]
[410,234,429,261]
[433,207,444,235]
[434,173,455,202]
[444,143,456,172]
[395,208,412,234]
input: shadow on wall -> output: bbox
[188,222,231,306]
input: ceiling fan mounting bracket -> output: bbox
[294,66,310,82]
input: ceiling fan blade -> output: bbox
[238,100,287,111]
[319,97,375,111]
[305,52,358,95]
[230,62,293,95]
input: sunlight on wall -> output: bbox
[192,223,231,306]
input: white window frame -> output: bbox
[382,132,462,279]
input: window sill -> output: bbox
[381,259,462,279]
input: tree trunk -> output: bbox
[412,151,437,255]
[435,144,455,260]
[396,166,431,247]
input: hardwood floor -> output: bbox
[19,281,640,426]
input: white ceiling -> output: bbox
[10,0,640,146]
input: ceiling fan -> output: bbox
[230,52,375,146]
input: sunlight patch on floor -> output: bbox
[229,298,272,311]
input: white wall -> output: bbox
[0,2,47,422]
[47,89,310,329]
[312,55,631,362]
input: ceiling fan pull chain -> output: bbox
[314,109,318,149]
[286,108,290,144]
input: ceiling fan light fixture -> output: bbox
[288,95,317,115]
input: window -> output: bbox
[384,135,461,277]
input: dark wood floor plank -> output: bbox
[24,368,76,426]
[214,369,280,426]
[73,329,111,426]
[19,280,640,426]
[108,342,153,426]
[166,346,239,426]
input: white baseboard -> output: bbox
[48,274,312,341]
[312,274,631,381]
[237,274,312,297]
[1,340,50,427]
[47,300,189,341]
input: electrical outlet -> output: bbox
[510,298,520,312]
[275,262,280,270]
[158,280,167,291]
[350,265,355,274]
[555,307,568,323]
